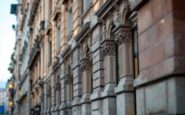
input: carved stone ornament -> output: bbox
[101,40,116,57]
[55,81,61,90]
[115,30,131,45]
[80,59,91,72]
[64,75,73,84]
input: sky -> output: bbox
[0,0,17,88]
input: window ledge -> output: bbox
[81,3,93,20]
[67,31,73,41]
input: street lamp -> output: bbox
[9,101,13,107]
[8,83,14,89]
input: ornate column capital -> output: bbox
[80,59,91,72]
[114,27,131,45]
[64,75,73,84]
[101,40,116,57]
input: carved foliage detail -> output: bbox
[64,75,73,84]
[115,30,131,45]
[80,59,91,72]
[101,40,116,57]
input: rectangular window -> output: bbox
[56,26,61,50]
[83,0,91,12]
[48,40,52,66]
[132,28,139,79]
[48,0,53,18]
[67,8,73,34]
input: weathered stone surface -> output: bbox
[81,103,91,115]
[91,100,103,115]
[116,93,135,115]
[103,97,116,115]
[136,88,145,115]
[145,82,167,114]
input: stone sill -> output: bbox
[81,3,93,21]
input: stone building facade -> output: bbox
[11,0,185,115]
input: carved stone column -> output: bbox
[80,58,92,115]
[43,81,47,115]
[71,48,82,115]
[101,39,117,115]
[66,75,73,115]
[62,75,73,115]
[114,26,135,115]
[51,74,56,114]
[60,63,66,115]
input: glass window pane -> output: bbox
[83,0,91,12]
[68,8,73,34]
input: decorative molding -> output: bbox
[101,40,116,57]
[64,75,73,84]
[61,45,71,58]
[28,37,41,69]
[114,27,131,45]
[131,0,149,11]
[28,0,41,26]
[45,22,52,35]
[52,6,61,21]
[75,22,90,43]
[52,56,60,71]
[55,81,61,91]
[96,0,115,19]
[80,59,91,72]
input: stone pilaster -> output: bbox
[60,61,73,115]
[43,82,47,115]
[27,72,31,115]
[80,58,92,115]
[71,48,82,115]
[65,75,73,115]
[90,25,104,115]
[51,74,56,113]
[101,39,117,115]
[60,63,67,115]
[114,26,135,115]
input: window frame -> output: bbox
[82,0,92,12]
[132,27,139,79]
[67,7,73,35]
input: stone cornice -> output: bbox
[75,22,91,43]
[131,0,149,11]
[45,22,52,35]
[52,6,61,21]
[28,38,41,69]
[20,13,26,31]
[95,0,115,18]
[28,0,40,26]
[61,45,71,59]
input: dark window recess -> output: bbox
[39,20,45,31]
[132,27,139,79]
[115,43,119,84]
[10,4,18,14]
